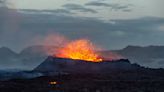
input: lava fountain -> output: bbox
[55,39,102,62]
[42,34,122,62]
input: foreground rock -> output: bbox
[0,74,164,92]
[0,57,164,92]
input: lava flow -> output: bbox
[55,39,102,62]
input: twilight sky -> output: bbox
[0,0,164,51]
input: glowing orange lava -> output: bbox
[56,39,102,62]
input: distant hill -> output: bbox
[101,45,164,68]
[0,46,49,70]
[17,46,48,70]
[0,45,60,70]
[0,47,19,69]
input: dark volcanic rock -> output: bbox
[1,74,164,92]
[34,56,141,74]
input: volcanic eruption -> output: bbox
[34,35,141,74]
[55,39,102,62]
[42,34,123,62]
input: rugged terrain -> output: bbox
[1,57,164,92]
[0,73,164,92]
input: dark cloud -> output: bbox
[1,8,164,51]
[85,2,111,7]
[109,4,132,11]
[62,3,97,13]
[85,1,132,12]
[19,9,73,14]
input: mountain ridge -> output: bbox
[1,45,164,69]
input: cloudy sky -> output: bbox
[0,0,164,51]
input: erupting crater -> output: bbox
[43,35,123,62]
[55,39,102,62]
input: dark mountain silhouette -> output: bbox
[34,56,142,74]
[18,45,61,69]
[33,56,164,83]
[0,46,48,70]
[101,45,164,68]
[0,47,17,59]
[18,46,49,69]
[0,47,19,69]
[0,46,57,70]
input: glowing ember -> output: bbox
[55,39,102,62]
[49,81,57,85]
